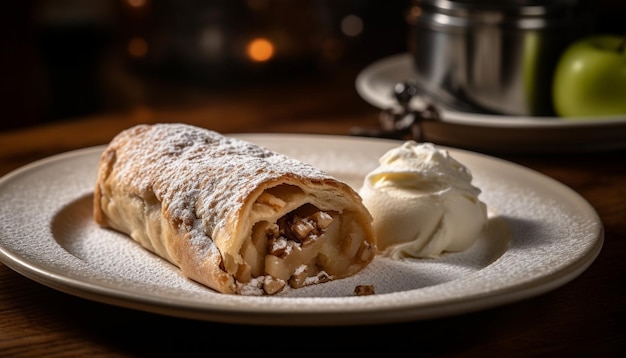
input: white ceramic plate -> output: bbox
[0,134,603,326]
[356,53,626,153]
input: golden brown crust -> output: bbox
[93,123,376,295]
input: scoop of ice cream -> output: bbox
[359,141,487,259]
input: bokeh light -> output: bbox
[340,15,363,37]
[126,0,148,8]
[128,37,148,58]
[246,38,275,62]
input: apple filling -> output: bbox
[236,190,374,295]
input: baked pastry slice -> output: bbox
[93,123,376,295]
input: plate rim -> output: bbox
[0,134,604,325]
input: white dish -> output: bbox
[356,53,626,153]
[0,134,603,326]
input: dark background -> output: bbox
[1,0,624,132]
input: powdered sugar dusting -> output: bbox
[102,124,335,251]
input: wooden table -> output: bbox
[0,66,624,357]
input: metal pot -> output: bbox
[408,0,594,116]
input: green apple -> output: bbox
[552,34,626,118]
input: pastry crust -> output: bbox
[93,123,376,295]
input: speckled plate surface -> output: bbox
[0,134,603,326]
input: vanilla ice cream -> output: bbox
[359,141,488,259]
